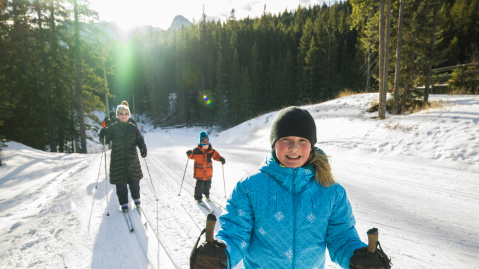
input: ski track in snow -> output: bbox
[1,94,478,269]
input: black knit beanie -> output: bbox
[270,106,317,148]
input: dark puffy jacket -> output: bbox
[99,121,145,185]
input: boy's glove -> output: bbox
[349,245,392,269]
[140,146,147,158]
[186,150,192,156]
[220,157,225,165]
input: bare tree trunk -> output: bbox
[103,62,110,118]
[401,75,409,113]
[366,45,371,92]
[383,0,392,110]
[49,0,64,152]
[74,0,87,153]
[424,0,440,104]
[379,0,392,119]
[36,2,57,152]
[393,0,405,115]
[378,0,386,119]
[12,4,30,82]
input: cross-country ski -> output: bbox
[122,210,135,232]
[196,200,213,214]
[135,207,148,227]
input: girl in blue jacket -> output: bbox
[214,106,369,268]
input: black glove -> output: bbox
[349,245,392,269]
[99,129,106,145]
[219,157,225,165]
[190,239,228,269]
[140,146,147,158]
[186,150,192,156]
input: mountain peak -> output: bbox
[169,15,191,31]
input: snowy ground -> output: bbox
[1,93,478,269]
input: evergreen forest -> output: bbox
[0,0,478,153]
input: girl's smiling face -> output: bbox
[273,136,311,168]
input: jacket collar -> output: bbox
[196,144,213,153]
[259,154,316,194]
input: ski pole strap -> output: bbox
[190,228,207,269]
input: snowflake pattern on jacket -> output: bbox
[216,154,366,268]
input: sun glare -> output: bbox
[90,0,340,32]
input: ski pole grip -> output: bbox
[206,213,216,243]
[367,228,379,253]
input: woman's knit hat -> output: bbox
[199,131,210,146]
[116,105,130,117]
[270,106,317,148]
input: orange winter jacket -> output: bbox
[188,144,222,181]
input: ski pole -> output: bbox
[143,158,159,201]
[178,158,189,196]
[95,150,103,188]
[103,138,110,216]
[222,164,226,198]
[88,147,104,229]
[156,196,160,269]
[206,213,216,243]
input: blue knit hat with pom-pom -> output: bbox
[199,131,210,146]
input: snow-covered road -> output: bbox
[1,93,478,268]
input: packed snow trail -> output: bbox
[143,128,479,269]
[1,94,478,269]
[327,146,479,268]
[87,152,177,269]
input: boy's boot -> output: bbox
[134,199,141,208]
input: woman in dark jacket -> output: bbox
[99,104,147,212]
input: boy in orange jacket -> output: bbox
[186,131,225,203]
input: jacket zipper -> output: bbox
[292,169,298,268]
[123,125,128,184]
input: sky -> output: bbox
[88,0,339,31]
[1,93,478,268]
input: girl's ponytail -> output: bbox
[306,150,336,187]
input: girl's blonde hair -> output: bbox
[121,100,129,107]
[305,150,336,187]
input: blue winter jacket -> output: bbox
[216,154,366,268]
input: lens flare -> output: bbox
[198,92,215,108]
[203,95,212,105]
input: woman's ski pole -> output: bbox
[178,158,189,196]
[88,149,104,230]
[95,150,103,189]
[143,158,159,201]
[103,138,110,216]
[222,164,226,198]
